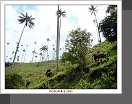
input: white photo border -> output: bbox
[0,0,122,94]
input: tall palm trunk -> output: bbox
[24,45,28,63]
[56,5,60,70]
[11,52,14,62]
[93,12,101,43]
[32,51,35,63]
[13,24,26,63]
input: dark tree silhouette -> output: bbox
[99,5,117,42]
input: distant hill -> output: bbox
[5,40,117,89]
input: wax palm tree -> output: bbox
[52,44,56,60]
[35,55,37,62]
[11,51,15,62]
[24,44,28,62]
[56,5,66,70]
[52,47,56,60]
[21,49,25,62]
[34,41,37,51]
[46,38,50,61]
[13,12,35,63]
[39,52,42,62]
[32,50,36,63]
[89,5,101,43]
[40,45,47,62]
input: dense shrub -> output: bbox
[5,72,25,89]
[5,62,12,67]
[99,6,117,42]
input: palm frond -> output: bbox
[89,5,98,15]
[18,12,35,28]
[18,16,24,19]
[20,13,26,17]
[18,18,26,24]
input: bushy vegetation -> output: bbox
[5,72,25,89]
[99,5,117,42]
[5,5,117,89]
[65,28,93,71]
[5,40,117,89]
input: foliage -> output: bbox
[99,5,117,42]
[74,79,91,89]
[65,28,93,70]
[5,41,117,89]
[5,72,25,89]
[106,5,117,14]
[61,52,71,63]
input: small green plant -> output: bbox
[74,79,91,89]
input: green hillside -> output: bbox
[5,40,117,89]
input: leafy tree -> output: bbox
[13,12,35,63]
[106,5,117,14]
[65,28,93,71]
[61,52,71,63]
[99,5,117,42]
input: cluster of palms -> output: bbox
[6,5,101,69]
[6,40,63,63]
[6,43,28,63]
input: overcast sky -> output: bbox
[5,5,108,63]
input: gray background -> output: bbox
[1,0,132,104]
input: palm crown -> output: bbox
[89,5,98,15]
[18,12,35,28]
[57,9,66,18]
[40,45,47,52]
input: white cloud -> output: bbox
[5,4,108,63]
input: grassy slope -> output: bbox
[5,40,117,89]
